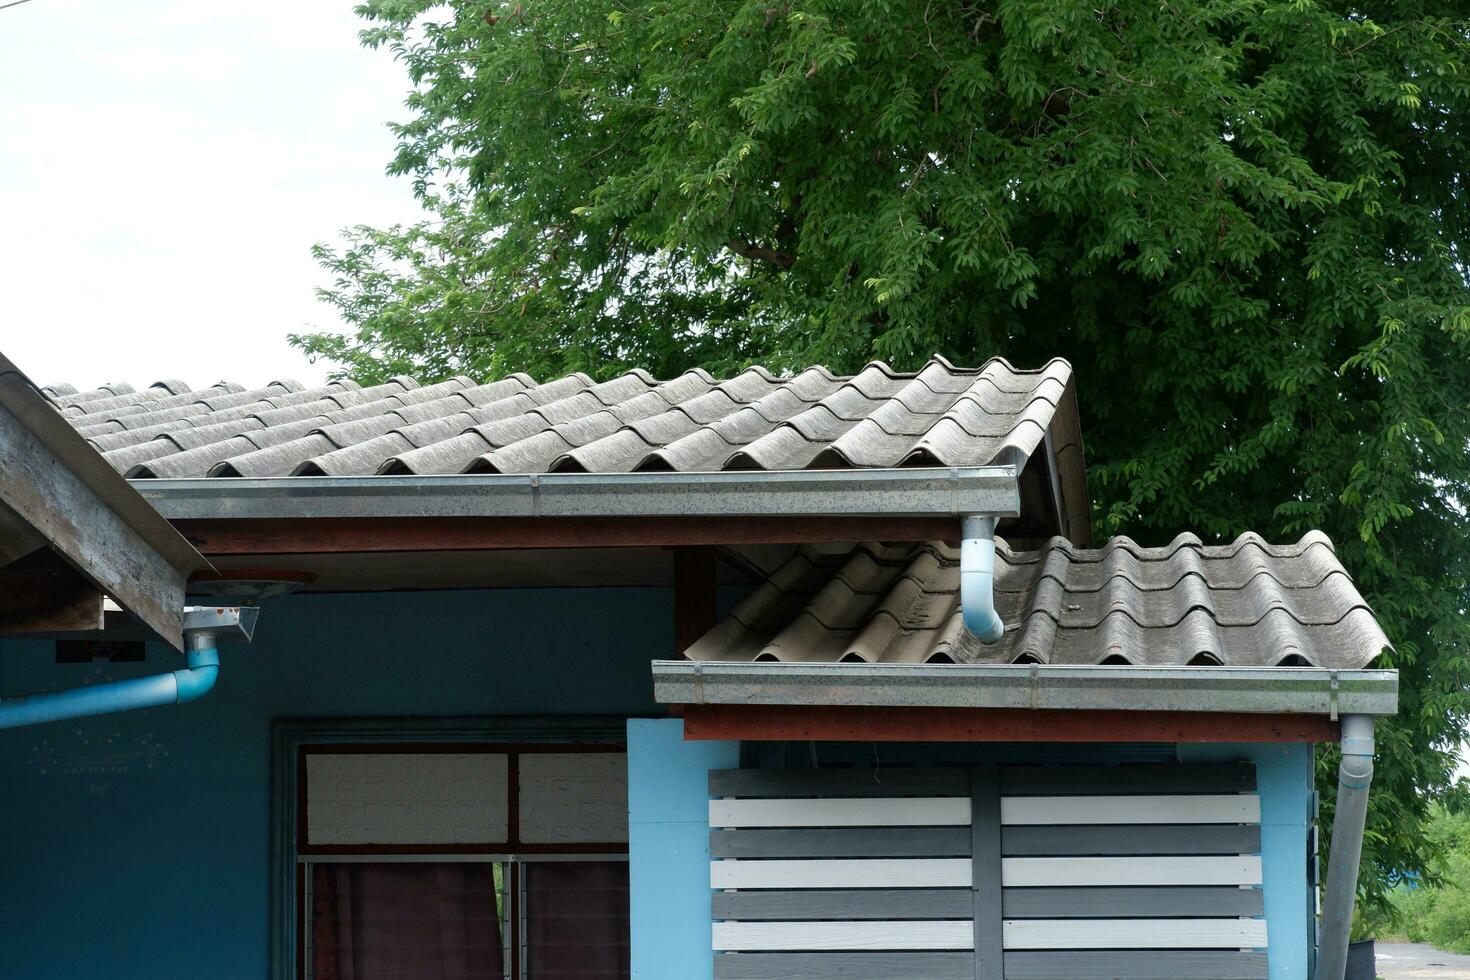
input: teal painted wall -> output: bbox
[627,719,738,980]
[0,587,674,980]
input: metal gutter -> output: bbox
[131,466,1020,521]
[651,661,1400,717]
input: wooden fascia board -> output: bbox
[169,515,965,556]
[677,704,1341,743]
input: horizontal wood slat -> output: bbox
[710,797,970,828]
[710,764,1254,799]
[1003,885,1264,919]
[1000,763,1256,795]
[711,826,970,859]
[1001,823,1261,857]
[712,858,971,890]
[1001,793,1261,825]
[711,768,969,798]
[714,889,973,921]
[1002,855,1262,887]
[1003,917,1269,950]
[714,952,974,979]
[714,920,973,952]
[1003,950,1269,979]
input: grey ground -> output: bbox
[1378,942,1470,979]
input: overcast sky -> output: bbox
[1,0,425,389]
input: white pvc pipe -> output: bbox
[960,515,1004,643]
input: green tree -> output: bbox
[295,0,1470,910]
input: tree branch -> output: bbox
[725,239,796,270]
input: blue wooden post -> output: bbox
[1181,742,1314,980]
[627,718,738,979]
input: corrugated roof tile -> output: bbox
[688,534,1390,669]
[47,359,1083,496]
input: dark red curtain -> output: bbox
[521,862,630,979]
[311,863,504,980]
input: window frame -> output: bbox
[271,716,629,980]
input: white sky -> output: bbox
[0,0,426,390]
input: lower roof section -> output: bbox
[652,661,1399,717]
[686,532,1392,669]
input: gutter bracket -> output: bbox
[1329,672,1340,721]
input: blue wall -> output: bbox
[0,587,674,980]
[626,719,738,980]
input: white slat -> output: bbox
[1000,794,1260,825]
[714,920,975,952]
[709,797,971,828]
[711,858,972,889]
[1002,855,1262,887]
[1003,918,1269,950]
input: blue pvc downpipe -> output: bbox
[960,515,1004,643]
[0,645,220,730]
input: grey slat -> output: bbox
[712,827,971,858]
[716,952,974,979]
[714,889,973,921]
[1001,824,1261,856]
[1000,763,1255,796]
[710,767,970,798]
[1003,886,1264,918]
[973,766,1003,980]
[1004,950,1268,979]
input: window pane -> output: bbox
[522,862,629,979]
[311,862,505,979]
[306,753,510,846]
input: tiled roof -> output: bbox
[687,531,1389,668]
[43,360,1085,498]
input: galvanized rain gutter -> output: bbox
[651,661,1400,716]
[130,466,1020,521]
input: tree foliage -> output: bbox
[295,0,1470,909]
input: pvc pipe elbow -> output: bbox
[960,516,1004,643]
[173,647,220,704]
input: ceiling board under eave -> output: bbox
[201,547,759,593]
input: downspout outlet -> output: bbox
[961,515,1004,643]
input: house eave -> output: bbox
[0,355,210,649]
[651,661,1400,717]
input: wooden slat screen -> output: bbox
[710,763,1269,980]
[710,768,976,979]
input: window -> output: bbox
[296,744,628,980]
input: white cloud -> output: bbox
[0,0,427,389]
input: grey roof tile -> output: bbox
[687,534,1390,669]
[47,359,1086,519]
